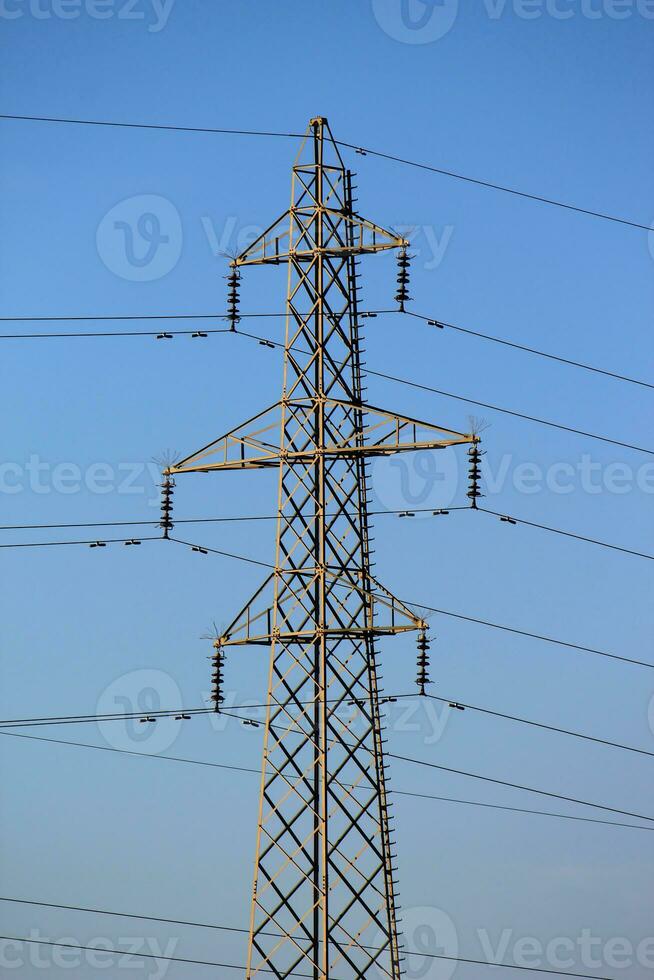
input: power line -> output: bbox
[377,505,654,562]
[1,531,648,669]
[336,139,651,233]
[1,504,651,563]
[2,687,651,760]
[0,516,272,531]
[0,313,286,339]
[1,313,648,450]
[5,696,651,823]
[0,707,213,728]
[0,328,230,339]
[0,535,163,550]
[391,788,652,832]
[0,935,316,978]
[0,694,412,728]
[4,306,652,395]
[477,507,654,561]
[1,514,651,564]
[0,695,429,729]
[169,536,275,568]
[1,112,648,232]
[0,534,277,567]
[3,707,651,819]
[405,312,654,390]
[0,112,304,139]
[0,730,260,774]
[388,753,654,823]
[366,366,654,456]
[4,307,652,394]
[0,931,627,980]
[412,600,654,670]
[2,504,653,604]
[424,694,654,758]
[1,895,648,979]
[2,730,651,833]
[0,313,283,323]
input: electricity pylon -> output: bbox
[169,117,476,979]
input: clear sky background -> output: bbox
[1,1,653,978]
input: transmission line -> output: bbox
[2,730,651,833]
[3,505,649,562]
[1,532,648,668]
[2,688,651,759]
[0,931,628,980]
[1,316,648,451]
[406,599,654,670]
[0,936,309,978]
[0,535,163,550]
[4,306,653,393]
[0,313,281,323]
[477,507,654,561]
[1,112,648,231]
[405,311,654,390]
[0,895,647,977]
[366,366,654,456]
[3,308,652,392]
[423,694,654,758]
[2,708,651,818]
[389,753,654,823]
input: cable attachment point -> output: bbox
[211,640,226,713]
[160,471,175,539]
[395,247,412,312]
[227,264,241,331]
[416,630,431,696]
[467,439,485,510]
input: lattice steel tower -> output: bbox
[169,117,476,979]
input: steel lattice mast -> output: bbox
[169,117,476,979]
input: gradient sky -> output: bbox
[1,2,653,978]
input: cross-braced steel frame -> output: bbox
[169,117,476,979]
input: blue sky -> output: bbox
[1,2,653,977]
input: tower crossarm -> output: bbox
[215,569,427,650]
[170,398,476,474]
[232,208,408,267]
[168,401,284,474]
